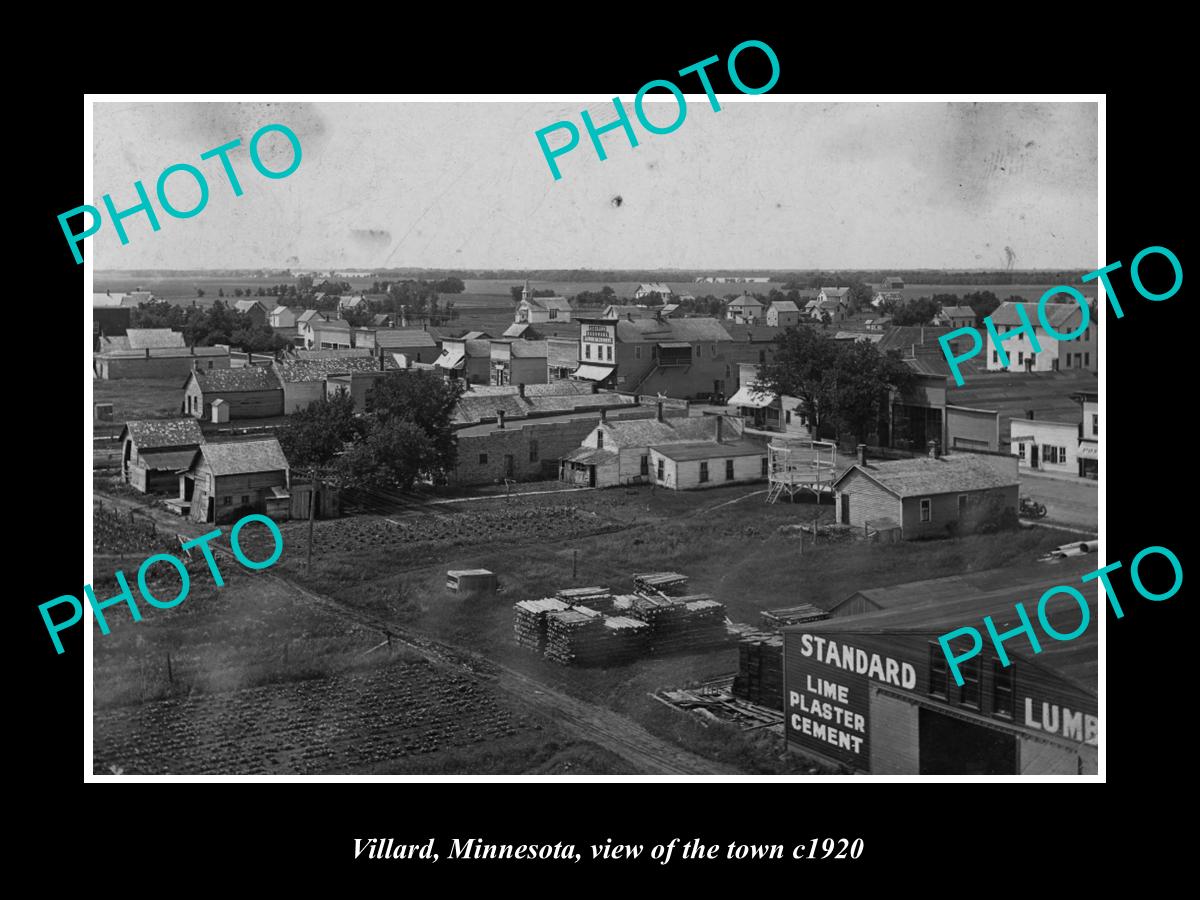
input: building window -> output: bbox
[920,498,931,522]
[607,345,613,361]
[1017,351,1024,365]
[993,661,1014,719]
[635,345,642,359]
[758,350,766,364]
[1045,446,1059,464]
[1084,353,1090,367]
[478,453,488,465]
[761,457,768,478]
[711,343,717,357]
[549,308,558,320]
[1065,353,1071,368]
[699,461,709,483]
[529,440,539,463]
[596,431,604,449]
[785,410,792,424]
[657,458,664,481]
[1018,443,1026,460]
[992,351,998,364]
[959,657,981,709]
[1059,445,1068,461]
[1092,413,1098,434]
[958,494,968,518]
[222,496,232,506]
[929,644,948,699]
[640,455,649,476]
[585,344,591,360]
[240,495,249,505]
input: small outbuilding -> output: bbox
[119,418,205,493]
[183,366,284,420]
[180,437,291,524]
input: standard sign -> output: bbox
[785,633,916,768]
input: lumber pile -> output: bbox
[603,616,651,663]
[557,586,614,612]
[544,606,607,665]
[732,632,784,709]
[761,604,829,629]
[513,598,570,651]
[627,594,729,655]
[633,572,689,596]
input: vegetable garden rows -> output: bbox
[93,659,537,775]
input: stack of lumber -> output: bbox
[544,606,607,665]
[610,594,641,613]
[732,632,784,709]
[602,616,651,663]
[627,594,729,655]
[557,586,615,612]
[513,598,570,652]
[761,604,829,629]
[633,572,689,596]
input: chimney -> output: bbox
[1026,409,1035,420]
[626,312,633,322]
[928,440,938,459]
[518,383,526,398]
[497,409,506,429]
[144,347,150,359]
[656,401,664,422]
[857,443,867,466]
[599,408,607,423]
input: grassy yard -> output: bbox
[93,376,184,422]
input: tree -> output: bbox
[757,325,841,433]
[826,341,915,443]
[365,370,465,473]
[336,419,435,491]
[891,296,939,326]
[218,288,225,298]
[196,288,206,298]
[278,392,363,470]
[234,288,244,298]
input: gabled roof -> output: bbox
[725,324,782,343]
[990,300,1086,331]
[504,322,532,338]
[510,340,548,358]
[770,300,800,313]
[939,305,976,318]
[234,299,266,313]
[602,416,721,447]
[615,317,732,344]
[636,282,673,294]
[729,294,763,309]
[190,366,282,393]
[371,329,438,349]
[276,356,396,383]
[312,318,351,331]
[270,305,292,316]
[832,453,1018,498]
[820,287,850,298]
[195,438,289,476]
[524,296,572,312]
[461,331,491,341]
[294,348,373,359]
[371,313,392,326]
[120,418,204,449]
[297,309,323,324]
[653,439,764,461]
[125,328,186,350]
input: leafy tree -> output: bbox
[890,296,939,326]
[757,325,841,433]
[297,275,314,293]
[196,288,205,298]
[343,306,376,328]
[234,288,244,297]
[364,370,465,473]
[826,340,915,443]
[278,392,363,470]
[433,276,465,294]
[336,419,435,491]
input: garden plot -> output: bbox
[93,659,537,775]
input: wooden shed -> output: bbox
[180,437,290,524]
[183,366,284,420]
[446,569,498,593]
[119,418,205,494]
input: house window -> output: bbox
[929,644,948,699]
[1059,445,1068,461]
[549,308,558,319]
[656,458,664,481]
[222,496,232,506]
[240,495,250,505]
[993,661,1014,719]
[596,431,604,449]
[640,455,649,476]
[529,440,539,463]
[992,351,998,364]
[479,453,488,465]
[207,361,214,369]
[725,459,734,480]
[920,498,931,522]
[635,345,642,359]
[585,344,591,359]
[711,343,717,357]
[1018,443,1025,460]
[1017,351,1024,365]
[1084,353,1090,367]
[1045,446,1059,464]
[607,345,613,361]
[959,657,981,709]
[699,461,709,483]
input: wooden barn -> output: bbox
[831,449,1019,540]
[119,418,205,493]
[182,366,284,420]
[180,438,291,524]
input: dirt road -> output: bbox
[93,493,737,775]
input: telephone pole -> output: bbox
[307,467,319,572]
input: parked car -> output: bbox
[1019,495,1048,519]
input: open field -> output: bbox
[93,376,183,423]
[892,283,1097,302]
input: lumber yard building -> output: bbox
[119,418,205,493]
[180,437,291,525]
[782,569,1098,775]
[832,447,1019,539]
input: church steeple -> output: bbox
[522,279,530,304]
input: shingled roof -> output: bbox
[276,356,396,383]
[120,418,204,449]
[832,453,1018,498]
[602,416,720,446]
[991,301,1087,331]
[190,366,282,393]
[371,329,438,349]
[196,438,289,476]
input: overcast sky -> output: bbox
[91,100,1098,271]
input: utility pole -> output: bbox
[307,467,319,572]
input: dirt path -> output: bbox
[93,492,736,775]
